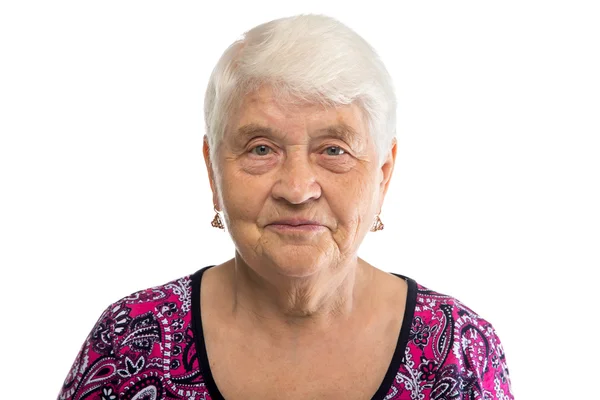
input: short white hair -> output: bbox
[204,14,396,166]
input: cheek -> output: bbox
[219,166,270,221]
[327,172,377,225]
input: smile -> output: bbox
[266,224,326,232]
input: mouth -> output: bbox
[266,219,326,232]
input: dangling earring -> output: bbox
[211,206,224,230]
[370,214,384,232]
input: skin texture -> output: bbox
[202,85,397,329]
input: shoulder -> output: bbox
[83,273,195,354]
[58,271,211,400]
[96,273,200,364]
[393,280,513,400]
[413,282,497,335]
[112,273,195,318]
[91,274,195,345]
[411,281,508,369]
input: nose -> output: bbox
[271,151,321,205]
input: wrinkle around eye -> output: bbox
[240,146,279,175]
[318,153,356,174]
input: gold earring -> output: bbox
[370,214,384,232]
[211,206,224,230]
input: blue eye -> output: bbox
[251,145,272,156]
[325,146,346,156]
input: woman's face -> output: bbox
[204,86,396,278]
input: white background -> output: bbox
[1,1,598,398]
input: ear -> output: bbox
[202,135,220,210]
[378,138,397,211]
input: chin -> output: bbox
[266,251,328,278]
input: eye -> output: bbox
[324,146,346,156]
[250,145,272,156]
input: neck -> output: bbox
[227,253,372,334]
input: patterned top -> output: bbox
[58,266,513,400]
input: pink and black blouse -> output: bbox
[58,266,514,399]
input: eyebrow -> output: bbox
[235,124,280,140]
[314,123,364,145]
[235,123,364,145]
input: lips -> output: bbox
[267,218,323,227]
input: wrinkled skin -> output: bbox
[203,85,397,318]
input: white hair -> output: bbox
[204,14,396,167]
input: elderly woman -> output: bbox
[58,15,513,400]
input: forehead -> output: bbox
[228,86,369,142]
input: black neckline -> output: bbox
[191,265,417,400]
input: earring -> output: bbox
[370,214,384,232]
[211,206,224,230]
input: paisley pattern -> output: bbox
[58,269,513,399]
[58,276,209,400]
[385,290,513,400]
